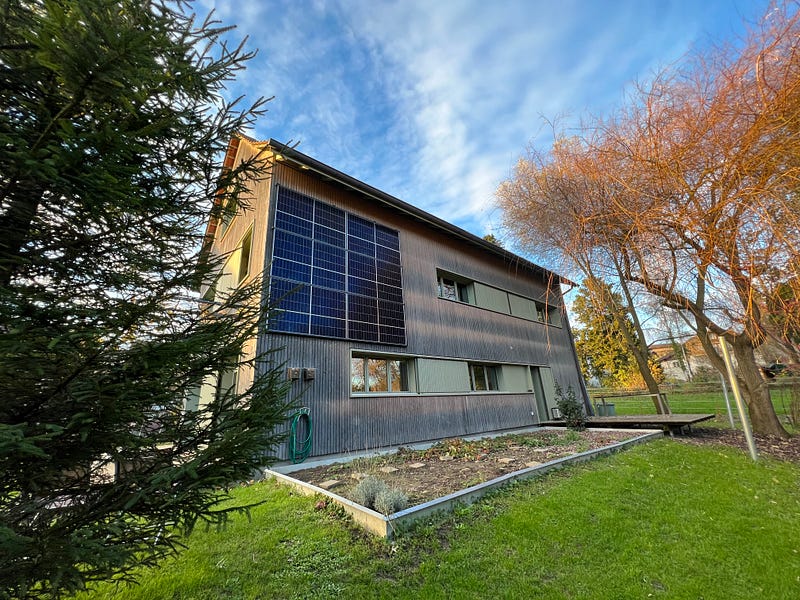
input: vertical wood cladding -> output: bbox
[248,151,584,459]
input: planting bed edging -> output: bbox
[264,429,662,539]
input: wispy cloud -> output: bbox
[201,0,771,238]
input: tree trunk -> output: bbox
[604,267,665,412]
[731,337,789,438]
[0,194,40,288]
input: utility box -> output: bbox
[287,367,301,381]
[303,368,316,381]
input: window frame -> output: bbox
[237,226,253,284]
[436,268,562,327]
[350,354,413,395]
[468,363,499,391]
[437,270,475,304]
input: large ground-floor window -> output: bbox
[351,355,410,393]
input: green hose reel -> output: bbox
[289,407,312,464]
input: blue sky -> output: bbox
[200,0,771,244]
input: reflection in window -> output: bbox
[351,357,365,392]
[469,363,498,391]
[437,272,473,303]
[388,360,406,392]
[351,356,411,393]
[368,359,387,392]
[238,228,253,284]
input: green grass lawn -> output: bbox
[77,439,800,600]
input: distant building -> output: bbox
[199,136,589,460]
[651,336,786,382]
[650,341,713,382]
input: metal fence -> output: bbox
[587,377,800,426]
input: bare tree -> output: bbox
[499,3,800,437]
[497,135,664,409]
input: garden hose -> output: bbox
[289,407,312,464]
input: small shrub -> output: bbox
[351,475,388,508]
[555,383,586,431]
[373,488,408,515]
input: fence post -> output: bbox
[718,338,758,461]
[719,373,735,429]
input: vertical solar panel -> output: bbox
[269,186,405,345]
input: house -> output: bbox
[199,135,590,460]
[650,336,789,382]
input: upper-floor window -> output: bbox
[437,272,474,303]
[436,268,561,327]
[237,227,253,284]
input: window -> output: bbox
[238,227,253,284]
[218,198,238,237]
[351,356,410,393]
[269,187,405,344]
[469,363,499,391]
[438,269,561,327]
[437,271,474,303]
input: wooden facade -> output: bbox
[202,136,589,460]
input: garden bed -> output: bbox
[288,428,636,506]
[267,428,659,537]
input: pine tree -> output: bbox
[572,286,658,389]
[0,2,290,597]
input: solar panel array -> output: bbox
[269,187,406,345]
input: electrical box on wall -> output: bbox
[287,367,301,381]
[303,368,316,381]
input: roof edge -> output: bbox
[237,135,574,288]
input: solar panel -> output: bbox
[375,224,400,250]
[348,235,375,258]
[313,240,346,272]
[313,267,346,291]
[269,186,405,345]
[277,188,314,220]
[275,210,312,238]
[273,230,312,264]
[348,253,376,280]
[311,287,346,319]
[271,257,311,284]
[314,201,345,231]
[349,320,379,342]
[348,275,377,297]
[347,214,375,241]
[311,315,346,338]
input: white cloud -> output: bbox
[201,0,772,239]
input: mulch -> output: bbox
[678,427,800,463]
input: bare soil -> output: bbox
[676,426,800,463]
[289,429,637,507]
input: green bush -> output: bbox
[555,383,586,430]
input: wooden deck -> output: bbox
[542,413,716,435]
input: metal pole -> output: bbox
[718,337,758,461]
[719,373,736,429]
